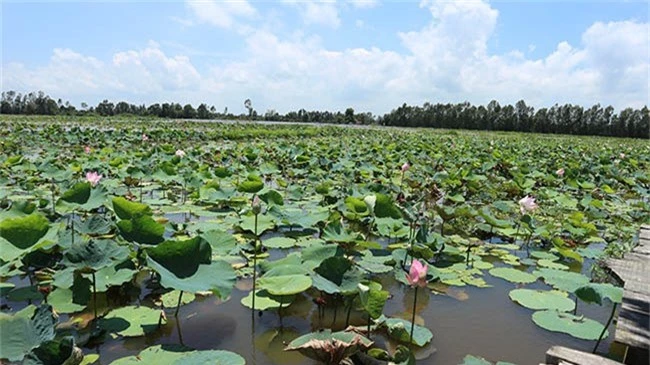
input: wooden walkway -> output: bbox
[545,225,649,365]
[605,224,650,354]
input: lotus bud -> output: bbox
[252,195,262,215]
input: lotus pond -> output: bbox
[0,117,649,365]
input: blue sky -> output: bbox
[2,1,648,114]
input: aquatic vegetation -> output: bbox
[0,117,647,364]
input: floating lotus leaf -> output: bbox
[0,305,56,362]
[536,259,568,270]
[531,310,607,340]
[488,267,537,284]
[110,345,244,365]
[46,288,86,314]
[99,306,161,338]
[285,329,373,364]
[161,290,196,308]
[533,268,590,292]
[240,290,291,311]
[264,236,297,249]
[91,261,137,291]
[509,289,575,311]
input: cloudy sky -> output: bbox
[1,0,648,115]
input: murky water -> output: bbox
[74,249,618,365]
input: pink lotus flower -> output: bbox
[406,259,428,288]
[84,146,91,154]
[86,171,102,187]
[175,149,186,158]
[401,162,410,173]
[142,134,149,141]
[519,195,538,214]
[556,168,565,177]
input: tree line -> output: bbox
[1,90,647,138]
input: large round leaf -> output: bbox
[112,197,152,219]
[533,268,590,292]
[0,305,56,362]
[509,289,575,311]
[146,237,210,279]
[110,345,245,365]
[258,275,312,296]
[531,310,608,340]
[100,306,161,338]
[63,239,129,272]
[59,182,91,204]
[0,214,50,249]
[489,267,537,284]
[116,215,165,245]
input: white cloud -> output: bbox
[283,0,341,28]
[2,0,648,114]
[348,0,378,9]
[186,0,257,30]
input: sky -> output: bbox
[1,0,648,115]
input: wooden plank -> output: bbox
[545,346,623,365]
[605,259,650,284]
[625,280,650,296]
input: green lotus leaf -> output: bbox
[358,282,389,319]
[200,230,237,256]
[112,197,152,219]
[116,215,165,245]
[237,180,264,193]
[489,267,537,284]
[509,289,575,311]
[0,214,50,249]
[314,256,352,286]
[285,329,372,364]
[322,222,359,243]
[380,316,433,347]
[47,288,87,314]
[240,290,292,311]
[63,239,129,272]
[533,268,590,292]
[301,242,344,270]
[0,305,56,362]
[99,306,161,338]
[59,182,91,205]
[258,274,312,296]
[263,236,297,249]
[23,336,83,365]
[532,310,607,340]
[161,290,196,308]
[239,214,275,234]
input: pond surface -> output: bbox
[75,241,618,365]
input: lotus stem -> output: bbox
[175,291,183,317]
[331,302,338,328]
[410,286,418,345]
[574,296,578,315]
[92,272,97,320]
[593,303,617,353]
[252,213,258,312]
[345,295,355,327]
[367,314,371,339]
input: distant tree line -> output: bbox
[1,90,647,138]
[380,101,649,139]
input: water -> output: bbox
[74,254,617,365]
